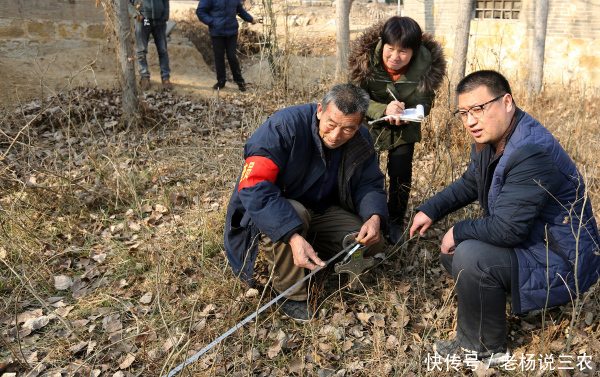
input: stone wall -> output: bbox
[405,0,600,87]
[0,0,105,23]
[0,0,108,59]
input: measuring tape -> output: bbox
[163,242,362,377]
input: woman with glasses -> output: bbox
[348,17,446,244]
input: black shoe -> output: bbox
[277,298,313,323]
[213,81,226,90]
[387,221,405,245]
[434,339,511,366]
[237,82,247,92]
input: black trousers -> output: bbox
[211,35,244,84]
[387,143,415,223]
[440,239,513,353]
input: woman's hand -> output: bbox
[384,101,409,126]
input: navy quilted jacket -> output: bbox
[418,109,600,314]
[196,0,253,37]
[224,104,388,283]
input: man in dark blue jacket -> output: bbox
[410,70,600,365]
[129,0,172,91]
[225,84,388,321]
[196,0,258,92]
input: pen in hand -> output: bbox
[387,87,399,102]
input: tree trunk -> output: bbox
[115,0,139,125]
[335,0,353,83]
[530,0,549,95]
[450,0,474,106]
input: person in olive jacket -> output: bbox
[196,0,259,92]
[128,0,173,91]
[348,16,446,244]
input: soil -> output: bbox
[0,1,396,106]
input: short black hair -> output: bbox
[321,84,370,118]
[381,16,422,53]
[456,70,513,97]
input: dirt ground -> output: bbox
[0,1,393,107]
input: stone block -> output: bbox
[26,20,56,38]
[0,19,25,38]
[86,23,107,40]
[57,22,84,38]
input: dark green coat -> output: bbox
[349,24,446,151]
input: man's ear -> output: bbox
[316,103,323,120]
[504,94,514,112]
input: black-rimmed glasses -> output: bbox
[453,94,507,122]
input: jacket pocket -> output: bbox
[546,230,574,272]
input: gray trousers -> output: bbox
[262,200,384,301]
[440,239,513,353]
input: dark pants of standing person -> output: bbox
[211,35,244,84]
[440,239,513,353]
[387,143,415,224]
[134,18,171,80]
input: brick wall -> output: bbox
[402,0,600,86]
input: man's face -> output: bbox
[316,103,364,149]
[457,86,514,146]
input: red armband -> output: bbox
[238,156,280,192]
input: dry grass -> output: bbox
[1,35,600,377]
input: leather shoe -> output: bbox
[387,221,405,245]
[277,297,313,323]
[213,81,226,90]
[140,77,150,91]
[237,82,247,92]
[162,78,173,90]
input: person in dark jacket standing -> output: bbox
[348,17,446,245]
[196,0,258,92]
[224,84,388,321]
[410,70,600,365]
[129,0,173,91]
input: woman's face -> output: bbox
[382,43,413,70]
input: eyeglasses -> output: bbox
[453,94,507,122]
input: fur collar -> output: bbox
[348,22,447,93]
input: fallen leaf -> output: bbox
[140,292,153,304]
[474,364,496,377]
[55,306,74,317]
[318,342,332,352]
[267,340,282,359]
[128,221,141,232]
[52,275,73,290]
[17,309,43,323]
[0,246,7,259]
[289,358,304,374]
[91,252,106,263]
[343,340,353,351]
[386,335,399,350]
[86,341,97,356]
[23,316,50,330]
[356,312,373,324]
[119,353,135,369]
[102,314,122,333]
[155,204,168,214]
[244,288,259,298]
[69,342,88,354]
[397,282,411,295]
[161,338,174,353]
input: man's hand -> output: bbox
[355,215,381,246]
[410,211,433,238]
[384,101,409,126]
[441,227,456,255]
[289,233,326,271]
[136,14,144,22]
